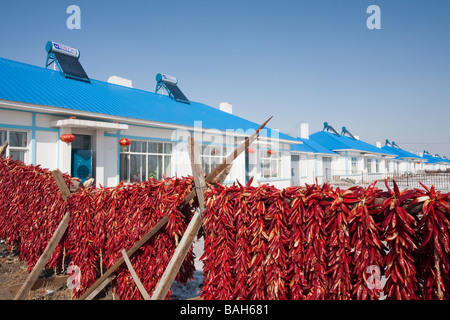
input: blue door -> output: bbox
[71,134,92,184]
[72,149,92,183]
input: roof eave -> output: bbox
[0,99,300,143]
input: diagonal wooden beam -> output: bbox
[79,214,170,300]
[150,138,207,300]
[78,116,271,300]
[121,249,151,300]
[0,140,8,158]
[182,116,272,205]
[14,169,71,300]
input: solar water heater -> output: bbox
[45,41,90,82]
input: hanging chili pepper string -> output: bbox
[2,157,450,300]
[380,179,422,300]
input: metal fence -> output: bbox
[361,172,450,191]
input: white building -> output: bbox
[0,44,299,188]
[380,140,426,174]
[290,123,338,185]
[1,43,448,190]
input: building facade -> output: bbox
[0,44,448,190]
[0,54,299,189]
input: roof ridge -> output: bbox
[0,56,298,142]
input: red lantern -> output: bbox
[60,133,75,144]
[119,138,131,149]
[267,149,275,155]
[248,148,256,154]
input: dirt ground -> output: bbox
[0,240,203,300]
[0,241,96,300]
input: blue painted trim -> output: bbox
[57,128,60,169]
[31,113,36,165]
[174,129,178,175]
[0,107,63,120]
[35,127,59,132]
[105,133,173,142]
[304,154,308,179]
[258,178,291,182]
[345,151,349,175]
[122,121,179,131]
[314,155,318,179]
[201,142,235,148]
[0,122,58,132]
[258,146,290,152]
[117,130,121,182]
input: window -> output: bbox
[351,157,358,174]
[367,159,373,174]
[120,140,172,183]
[261,149,281,179]
[376,159,381,173]
[385,160,392,173]
[201,145,226,174]
[0,129,29,162]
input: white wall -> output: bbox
[0,108,32,126]
[104,135,118,187]
[291,152,326,186]
[35,131,58,170]
[1,104,296,188]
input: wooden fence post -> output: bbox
[14,169,72,300]
[121,249,151,300]
[78,117,271,300]
[151,137,207,300]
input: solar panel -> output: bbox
[162,81,189,103]
[52,52,90,82]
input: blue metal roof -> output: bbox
[0,57,297,142]
[422,153,440,164]
[291,137,337,155]
[381,145,423,161]
[309,131,396,156]
[422,153,450,164]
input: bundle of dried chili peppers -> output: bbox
[347,183,385,300]
[283,186,307,300]
[415,183,450,299]
[2,157,450,300]
[200,179,449,300]
[324,186,356,300]
[0,157,70,271]
[201,178,291,300]
[380,180,422,299]
[0,157,196,299]
[64,177,196,299]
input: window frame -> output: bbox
[375,159,381,173]
[0,129,30,163]
[351,157,358,174]
[260,148,282,179]
[200,144,227,175]
[119,139,173,183]
[367,158,373,174]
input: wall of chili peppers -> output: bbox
[201,178,450,300]
[0,157,196,299]
[1,157,450,300]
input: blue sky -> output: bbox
[0,0,449,156]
